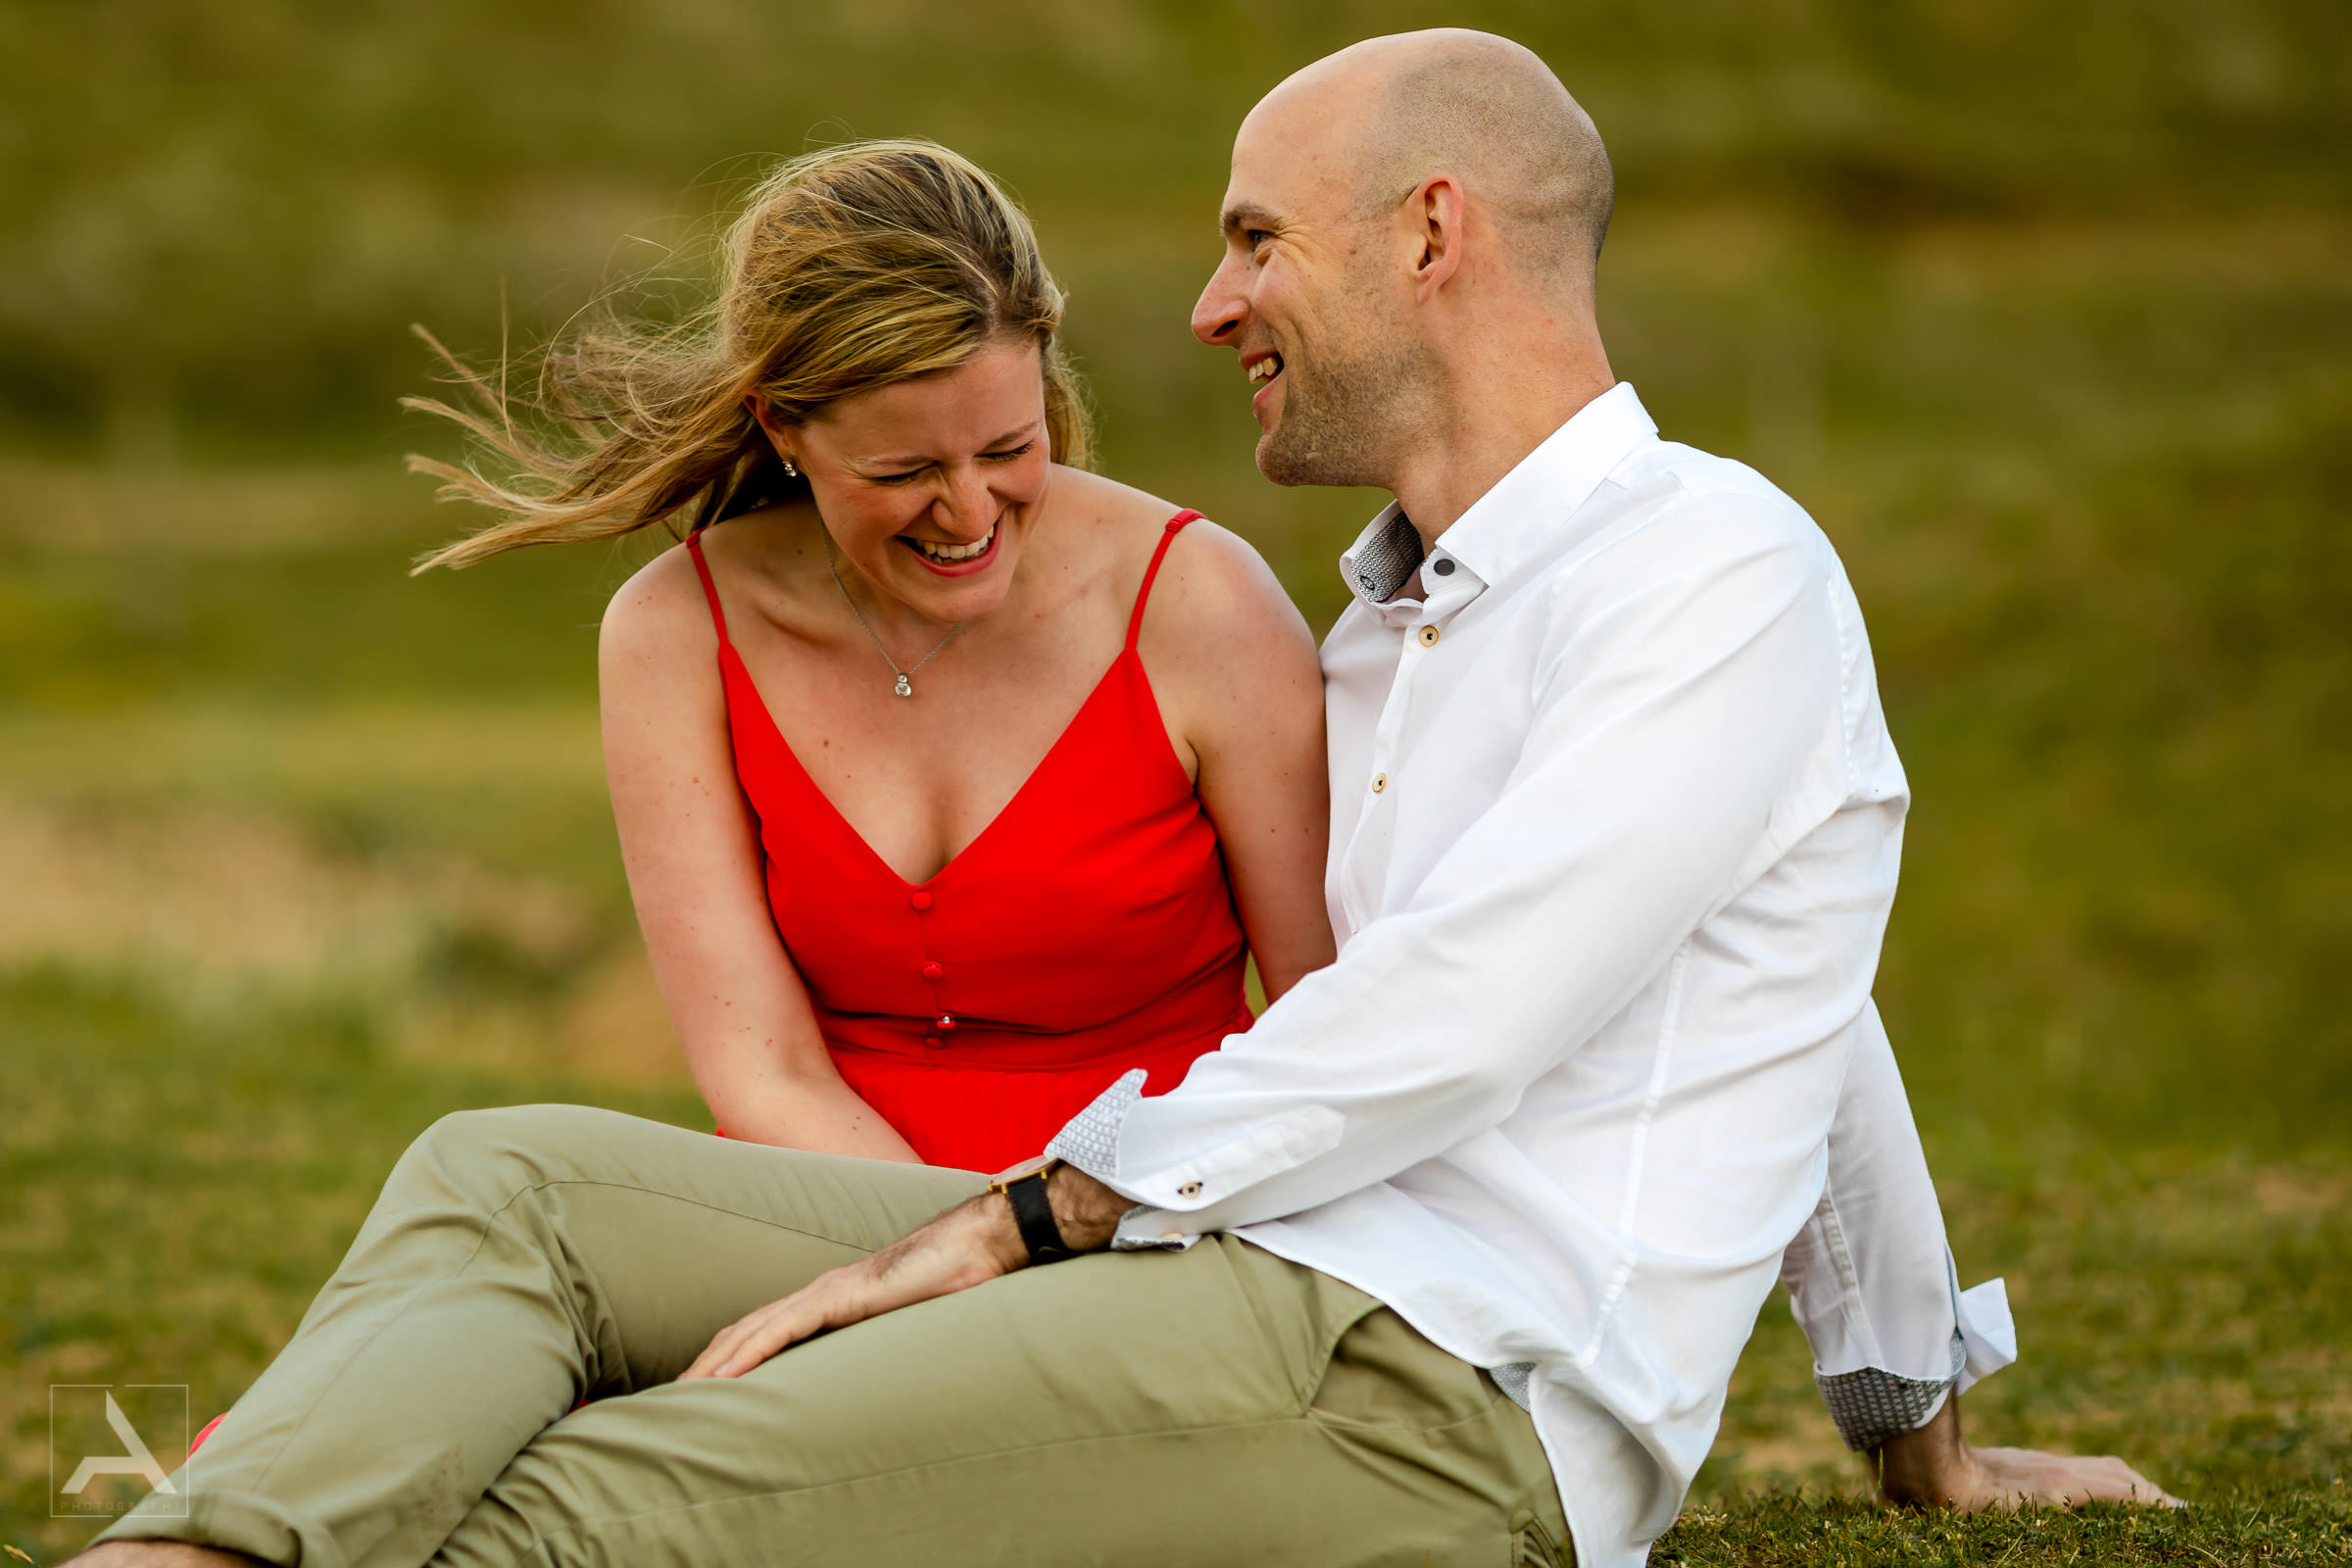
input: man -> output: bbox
[84,29,2169,1568]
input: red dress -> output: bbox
[683,511,1252,1171]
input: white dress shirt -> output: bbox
[1051,384,2012,1568]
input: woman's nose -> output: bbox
[934,466,997,537]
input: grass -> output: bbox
[4,0,2349,1560]
[1654,1488,2352,1565]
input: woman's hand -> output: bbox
[678,1165,1132,1380]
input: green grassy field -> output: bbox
[4,1,2348,1561]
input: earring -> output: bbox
[781,458,799,478]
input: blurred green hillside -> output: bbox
[4,1,2349,1560]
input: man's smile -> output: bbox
[1244,350,1286,419]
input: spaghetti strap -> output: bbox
[1124,510,1202,652]
[684,530,732,648]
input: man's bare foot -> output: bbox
[64,1543,268,1566]
[1869,1391,2183,1510]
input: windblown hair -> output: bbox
[406,140,1093,572]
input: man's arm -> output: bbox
[677,1162,1126,1381]
[1786,1003,2012,1446]
[681,504,1846,1378]
[1793,1004,2179,1506]
[1061,511,1849,1236]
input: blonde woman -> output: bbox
[414,141,1336,1170]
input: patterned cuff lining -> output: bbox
[1489,1361,1535,1412]
[1816,1331,1966,1451]
[1044,1068,1146,1179]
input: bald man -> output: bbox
[82,31,2171,1568]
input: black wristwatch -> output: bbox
[989,1158,1077,1266]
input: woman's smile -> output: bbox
[901,518,1002,575]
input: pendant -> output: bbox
[894,673,913,698]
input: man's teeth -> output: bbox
[1248,355,1283,386]
[914,525,995,563]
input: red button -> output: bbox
[909,891,934,911]
[935,1013,956,1031]
[922,1035,946,1050]
[921,960,944,980]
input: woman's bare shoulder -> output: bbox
[1076,486,1314,680]
[1049,466,1189,537]
[601,538,715,666]
[1051,467,1278,598]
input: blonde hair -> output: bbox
[405,139,1094,571]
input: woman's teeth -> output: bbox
[1248,355,1284,386]
[912,524,995,563]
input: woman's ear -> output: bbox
[744,396,797,464]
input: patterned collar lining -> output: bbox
[1348,509,1426,604]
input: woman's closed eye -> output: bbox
[871,442,1035,484]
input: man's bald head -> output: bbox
[1257,29,1614,293]
[1199,30,1620,501]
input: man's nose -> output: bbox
[1192,255,1248,348]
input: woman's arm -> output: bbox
[1139,519,1337,1003]
[599,547,920,1160]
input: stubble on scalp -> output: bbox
[1352,31,1615,292]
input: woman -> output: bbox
[411,139,1335,1172]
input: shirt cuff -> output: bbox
[1045,1068,1146,1180]
[1952,1272,2018,1393]
[1816,1267,2020,1450]
[1817,1332,1964,1450]
[1044,1070,1197,1252]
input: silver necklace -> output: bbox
[825,541,963,698]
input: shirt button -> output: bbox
[909,890,934,911]
[935,1012,957,1031]
[1371,772,1388,794]
[1177,1181,1202,1199]
[921,960,944,980]
[1417,624,1440,647]
[1432,558,1455,576]
[923,1035,946,1050]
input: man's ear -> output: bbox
[1410,174,1466,303]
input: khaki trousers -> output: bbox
[99,1104,1569,1567]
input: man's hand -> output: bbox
[1871,1392,2182,1510]
[679,1162,1132,1380]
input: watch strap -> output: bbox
[993,1163,1076,1265]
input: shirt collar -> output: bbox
[1337,382,1660,609]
